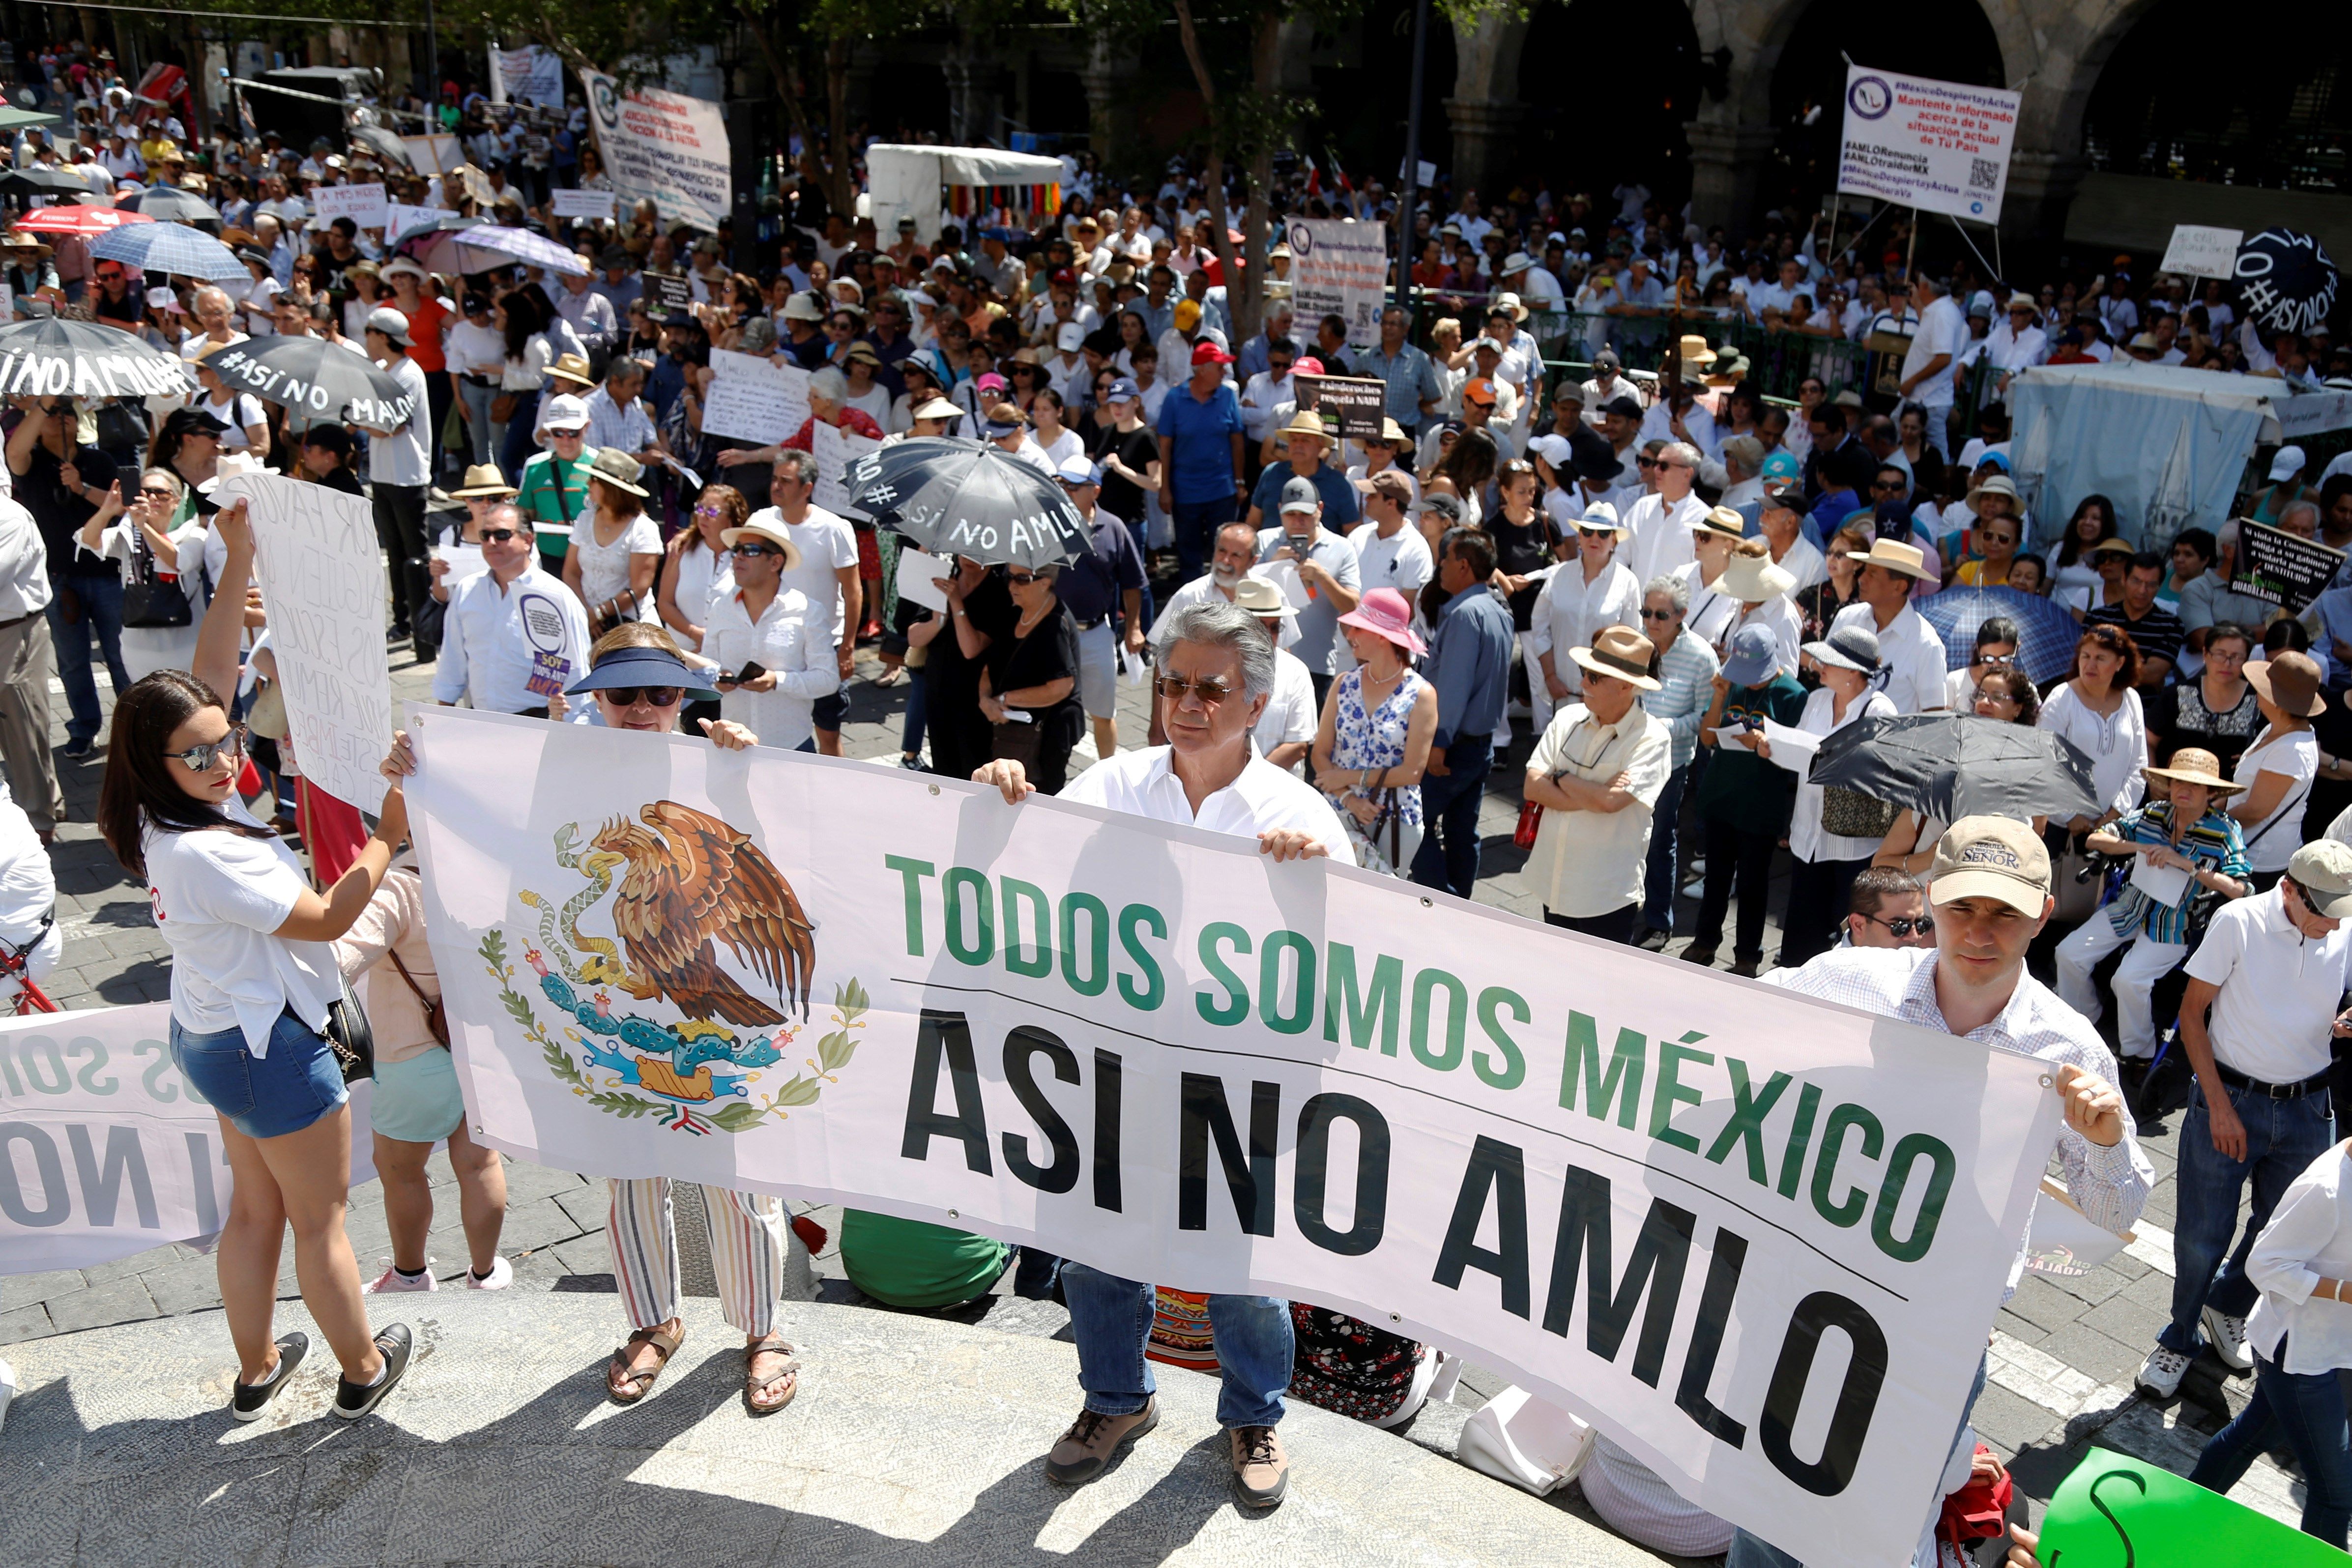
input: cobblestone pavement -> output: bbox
[2,628,2300,1543]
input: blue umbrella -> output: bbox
[90,222,246,282]
[1916,586,2083,686]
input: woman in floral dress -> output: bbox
[1310,589,1437,875]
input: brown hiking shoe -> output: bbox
[1045,1397,1160,1485]
[1228,1423,1289,1508]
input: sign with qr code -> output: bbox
[1836,65,2021,224]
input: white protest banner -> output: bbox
[494,44,565,109]
[313,181,391,232]
[701,350,808,447]
[217,473,393,814]
[1836,65,2021,224]
[1288,219,1390,348]
[408,710,2068,1568]
[581,70,730,234]
[2160,224,2245,281]
[0,1005,386,1274]
[552,188,617,223]
[386,203,458,241]
[402,135,465,178]
[811,421,881,518]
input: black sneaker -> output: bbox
[334,1323,412,1420]
[59,737,94,760]
[1632,927,1671,952]
[231,1332,308,1422]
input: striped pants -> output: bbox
[607,1177,787,1337]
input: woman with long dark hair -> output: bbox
[2039,622,2148,836]
[495,288,554,485]
[96,500,416,1423]
[2049,494,2119,614]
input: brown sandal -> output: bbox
[743,1335,800,1416]
[606,1319,685,1405]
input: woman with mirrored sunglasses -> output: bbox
[95,499,418,1424]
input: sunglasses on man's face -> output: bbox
[479,528,524,544]
[1867,913,1935,938]
[1156,673,1235,706]
[731,543,783,559]
[1635,457,1657,469]
[601,687,683,709]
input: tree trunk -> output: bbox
[737,2,832,214]
[823,33,854,217]
[1231,8,1282,349]
[1169,0,1240,341]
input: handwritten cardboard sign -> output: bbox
[701,351,810,447]
[811,420,881,518]
[217,473,393,813]
[313,181,391,231]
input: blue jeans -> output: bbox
[1727,1352,1988,1567]
[2161,1080,2336,1355]
[1642,762,1688,932]
[2191,1348,2352,1545]
[1060,1261,1292,1428]
[498,387,544,487]
[1411,736,1492,899]
[47,570,129,745]
[1169,494,1237,584]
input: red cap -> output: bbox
[1191,341,1234,367]
[1292,356,1324,376]
[1051,267,1077,287]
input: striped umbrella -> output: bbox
[394,215,588,277]
[91,222,247,281]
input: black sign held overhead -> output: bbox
[2230,518,2345,615]
[1291,374,1390,442]
[641,270,694,319]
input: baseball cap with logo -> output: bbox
[1929,816,2052,915]
[1279,476,1322,515]
[2288,840,2352,919]
[1761,449,1802,484]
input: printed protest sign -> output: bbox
[217,472,394,813]
[408,709,2071,1568]
[0,1005,382,1274]
[552,188,617,223]
[386,203,458,241]
[581,70,730,233]
[493,44,564,108]
[1288,219,1390,348]
[702,350,809,447]
[2037,1447,2340,1567]
[811,420,880,518]
[2160,225,2244,281]
[1836,65,2022,224]
[641,270,693,319]
[1292,373,1391,441]
[402,135,465,178]
[2230,518,2344,613]
[313,181,391,231]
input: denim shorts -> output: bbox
[171,1009,348,1139]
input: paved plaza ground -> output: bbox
[0,635,2309,1557]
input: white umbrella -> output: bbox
[398,219,588,278]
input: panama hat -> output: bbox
[584,447,647,498]
[451,464,517,499]
[1568,624,1660,691]
[1854,538,1936,581]
[1708,548,1798,604]
[718,516,806,570]
[1281,409,1330,442]
[1233,576,1299,619]
[546,352,596,388]
[2142,748,2244,796]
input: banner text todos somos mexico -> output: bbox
[407,708,2063,1568]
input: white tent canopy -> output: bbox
[2007,361,2352,548]
[865,144,1067,243]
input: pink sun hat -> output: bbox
[1337,587,1425,656]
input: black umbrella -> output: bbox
[1806,713,2102,826]
[845,436,1088,569]
[350,124,411,170]
[0,168,96,199]
[2235,229,2339,338]
[0,314,191,400]
[202,336,417,427]
[117,183,221,227]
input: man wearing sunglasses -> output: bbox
[432,503,591,719]
[1841,867,1935,950]
[700,517,838,752]
[976,597,1347,1510]
[90,261,141,332]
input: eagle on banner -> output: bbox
[585,801,816,1025]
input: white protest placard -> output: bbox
[386,203,458,241]
[1288,219,1391,349]
[402,134,465,178]
[312,181,390,231]
[811,420,880,518]
[551,187,617,223]
[581,70,730,233]
[2160,224,2245,281]
[1836,65,2022,224]
[493,43,565,108]
[0,1005,382,1275]
[701,350,808,447]
[217,472,394,813]
[432,539,487,586]
[894,546,950,613]
[408,709,2072,1568]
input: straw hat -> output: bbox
[2143,748,2244,796]
[546,352,597,388]
[1568,624,1660,691]
[584,447,647,498]
[451,463,517,499]
[1854,538,1936,581]
[717,517,805,570]
[909,395,962,423]
[1280,409,1330,443]
[1696,505,1745,540]
[1233,576,1299,619]
[1571,502,1628,538]
[2247,652,2328,719]
[1707,548,1798,604]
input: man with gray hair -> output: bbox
[180,284,245,362]
[976,594,1347,1510]
[1621,439,1707,585]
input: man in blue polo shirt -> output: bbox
[1156,339,1246,584]
[1356,304,1443,444]
[1245,410,1360,532]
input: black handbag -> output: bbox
[322,983,376,1084]
[120,529,193,629]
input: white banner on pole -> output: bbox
[810,420,880,518]
[313,182,391,232]
[218,473,394,814]
[387,203,458,242]
[402,135,466,179]
[407,710,2069,1568]
[1835,65,2021,224]
[0,1005,381,1275]
[701,350,808,447]
[1287,218,1390,349]
[494,44,565,109]
[551,188,617,223]
[581,70,730,234]
[2160,224,2245,281]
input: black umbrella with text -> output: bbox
[1806,713,2102,827]
[0,313,191,401]
[200,335,418,428]
[843,436,1088,570]
[2235,229,2339,338]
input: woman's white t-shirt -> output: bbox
[199,390,267,451]
[668,542,735,643]
[574,510,662,619]
[2236,725,2321,873]
[145,797,337,1055]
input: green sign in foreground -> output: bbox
[2038,1448,2350,1566]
